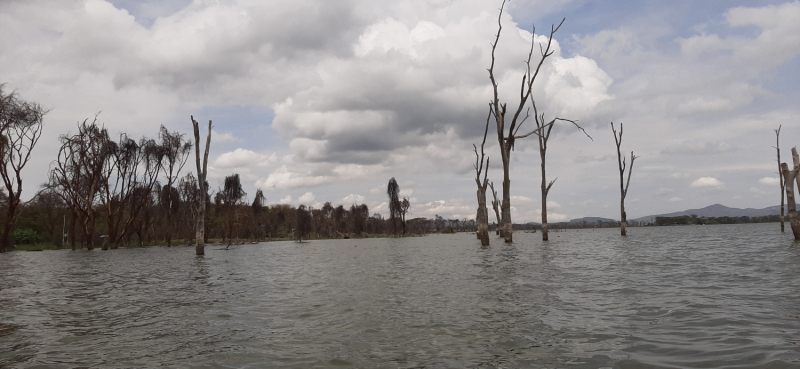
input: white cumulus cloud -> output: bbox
[759,177,780,185]
[691,177,724,188]
[298,192,315,204]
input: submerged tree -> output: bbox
[612,122,637,236]
[781,147,800,240]
[158,126,192,247]
[50,117,114,250]
[775,126,785,232]
[535,113,590,241]
[473,108,491,246]
[400,197,410,236]
[295,204,311,242]
[252,189,266,240]
[0,85,46,252]
[488,0,565,243]
[220,173,246,242]
[387,177,401,235]
[191,116,212,256]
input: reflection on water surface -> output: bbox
[1,223,799,367]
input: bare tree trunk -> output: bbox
[192,116,212,256]
[489,182,502,236]
[70,211,77,250]
[474,109,491,246]
[539,150,552,241]
[0,200,18,252]
[501,168,512,242]
[781,147,800,240]
[476,189,489,245]
[776,126,785,232]
[612,123,637,236]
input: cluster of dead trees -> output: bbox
[473,1,634,245]
[0,90,451,253]
[8,187,443,247]
[44,117,195,251]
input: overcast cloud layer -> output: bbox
[1,0,798,222]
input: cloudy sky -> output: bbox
[1,0,798,222]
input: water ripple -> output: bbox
[1,224,799,367]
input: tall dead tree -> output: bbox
[612,122,637,236]
[191,116,211,256]
[775,126,785,232]
[533,112,589,241]
[473,107,491,246]
[488,0,564,243]
[0,85,46,252]
[781,147,800,240]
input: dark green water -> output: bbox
[1,223,799,368]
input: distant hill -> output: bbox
[569,216,616,224]
[631,204,781,224]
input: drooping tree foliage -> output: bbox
[387,177,401,235]
[219,173,246,242]
[400,197,410,236]
[0,85,46,252]
[295,204,311,242]
[252,189,266,240]
[49,117,114,250]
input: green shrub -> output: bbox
[13,228,41,245]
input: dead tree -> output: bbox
[488,0,564,243]
[473,107,491,246]
[532,96,590,241]
[612,122,637,236]
[0,85,46,252]
[781,147,800,240]
[775,126,785,232]
[191,116,211,256]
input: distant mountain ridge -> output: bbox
[631,204,781,224]
[569,216,616,224]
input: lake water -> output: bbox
[1,223,799,368]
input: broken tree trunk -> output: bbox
[192,116,212,256]
[781,147,800,240]
[776,126,785,232]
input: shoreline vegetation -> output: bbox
[7,216,782,252]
